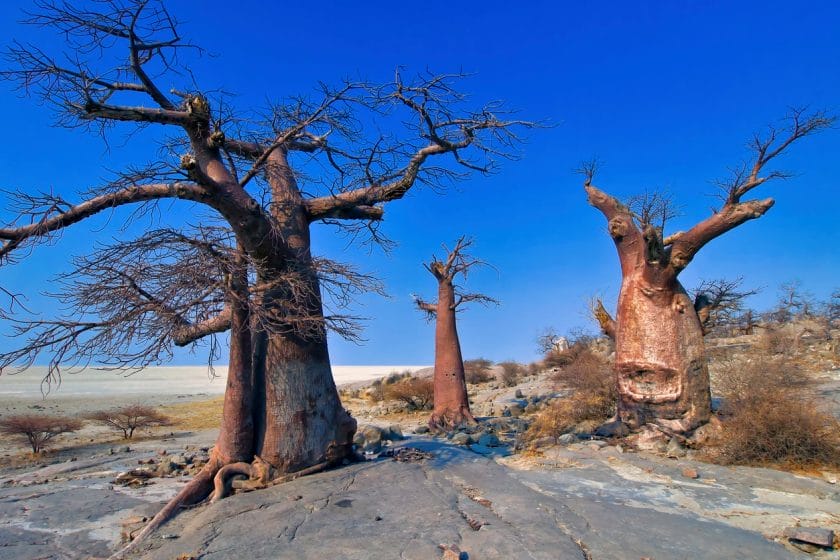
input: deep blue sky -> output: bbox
[0,1,837,366]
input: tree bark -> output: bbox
[429,281,475,430]
[253,149,356,471]
[614,273,711,431]
[586,184,711,432]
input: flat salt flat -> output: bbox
[0,365,429,399]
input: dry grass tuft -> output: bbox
[525,350,616,443]
[709,354,840,469]
[499,361,526,387]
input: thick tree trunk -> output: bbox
[253,149,356,472]
[614,272,711,432]
[429,281,475,430]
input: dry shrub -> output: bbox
[542,334,596,369]
[366,370,412,403]
[464,358,494,384]
[499,361,526,387]
[0,414,83,454]
[86,405,172,439]
[525,351,616,443]
[710,355,840,468]
[383,376,434,410]
[756,327,798,355]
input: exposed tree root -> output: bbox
[108,448,344,559]
[210,461,253,502]
[429,408,477,433]
[108,454,223,559]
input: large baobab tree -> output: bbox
[414,237,496,430]
[585,109,833,433]
[0,0,531,547]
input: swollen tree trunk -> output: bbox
[429,281,475,430]
[254,149,356,471]
[614,271,711,431]
[586,184,711,432]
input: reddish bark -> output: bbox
[583,110,833,432]
[416,238,496,430]
[429,280,475,430]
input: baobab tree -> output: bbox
[0,0,531,547]
[585,109,833,433]
[414,237,496,430]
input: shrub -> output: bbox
[0,414,83,454]
[464,358,494,384]
[709,354,840,468]
[499,361,526,387]
[525,350,616,444]
[383,376,434,410]
[86,405,172,439]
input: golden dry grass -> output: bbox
[160,396,224,431]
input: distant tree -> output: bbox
[0,414,82,454]
[0,0,531,545]
[584,109,833,433]
[768,280,816,322]
[691,278,760,335]
[414,237,497,430]
[87,405,171,439]
[536,327,564,355]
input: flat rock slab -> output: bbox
[129,441,804,560]
[784,527,835,548]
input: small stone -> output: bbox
[386,425,404,440]
[451,432,471,446]
[532,436,556,448]
[508,404,524,418]
[783,527,835,548]
[514,389,524,399]
[681,467,700,479]
[557,433,575,445]
[156,460,177,476]
[594,420,629,438]
[666,438,687,458]
[821,471,838,484]
[501,407,512,417]
[169,454,187,466]
[119,445,131,453]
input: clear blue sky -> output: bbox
[0,1,837,366]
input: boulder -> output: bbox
[385,425,404,440]
[594,419,629,438]
[477,433,501,447]
[508,404,524,418]
[354,425,385,453]
[451,432,471,446]
[557,433,576,445]
[414,425,430,434]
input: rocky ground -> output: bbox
[1,332,839,559]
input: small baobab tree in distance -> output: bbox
[585,109,833,433]
[0,0,532,547]
[0,414,82,454]
[414,237,497,430]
